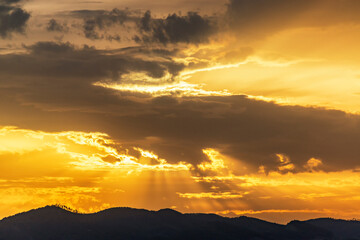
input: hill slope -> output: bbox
[0,206,358,240]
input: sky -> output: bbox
[1,0,360,224]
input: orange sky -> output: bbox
[1,0,360,224]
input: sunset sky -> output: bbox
[1,0,360,224]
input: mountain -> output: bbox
[0,206,359,240]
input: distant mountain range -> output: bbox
[0,206,359,240]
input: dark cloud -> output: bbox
[135,11,217,44]
[109,96,360,175]
[226,0,360,37]
[41,0,360,44]
[71,8,138,41]
[83,18,101,39]
[0,41,184,109]
[1,42,360,175]
[4,41,183,83]
[63,8,217,44]
[46,19,69,33]
[0,0,30,38]
[72,8,218,44]
[27,41,85,54]
[0,0,22,4]
[226,0,313,29]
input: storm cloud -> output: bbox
[226,0,360,37]
[46,19,68,33]
[1,0,360,178]
[70,8,139,40]
[67,7,217,44]
[135,11,217,44]
[1,42,360,174]
[0,41,184,112]
[0,0,30,37]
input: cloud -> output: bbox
[46,19,68,33]
[0,41,185,115]
[0,0,30,38]
[276,154,295,172]
[135,11,217,44]
[105,96,360,174]
[3,0,360,223]
[304,158,323,172]
[27,0,360,46]
[0,0,22,5]
[1,41,360,175]
[197,149,228,173]
[11,41,184,80]
[69,8,217,44]
[178,191,248,199]
[71,8,138,41]
[0,126,191,173]
[226,0,360,37]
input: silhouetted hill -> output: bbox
[305,218,360,240]
[0,206,359,240]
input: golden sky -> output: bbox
[1,0,360,224]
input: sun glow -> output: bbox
[0,126,191,172]
[2,0,360,227]
[180,56,313,79]
[1,128,360,223]
[94,80,231,97]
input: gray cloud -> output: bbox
[1,42,360,175]
[108,96,360,175]
[0,41,184,112]
[135,11,217,44]
[16,41,183,79]
[0,0,30,38]
[46,19,69,33]
[226,0,360,37]
[0,0,22,4]
[69,8,217,44]
[71,8,138,41]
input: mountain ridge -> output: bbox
[0,206,359,240]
